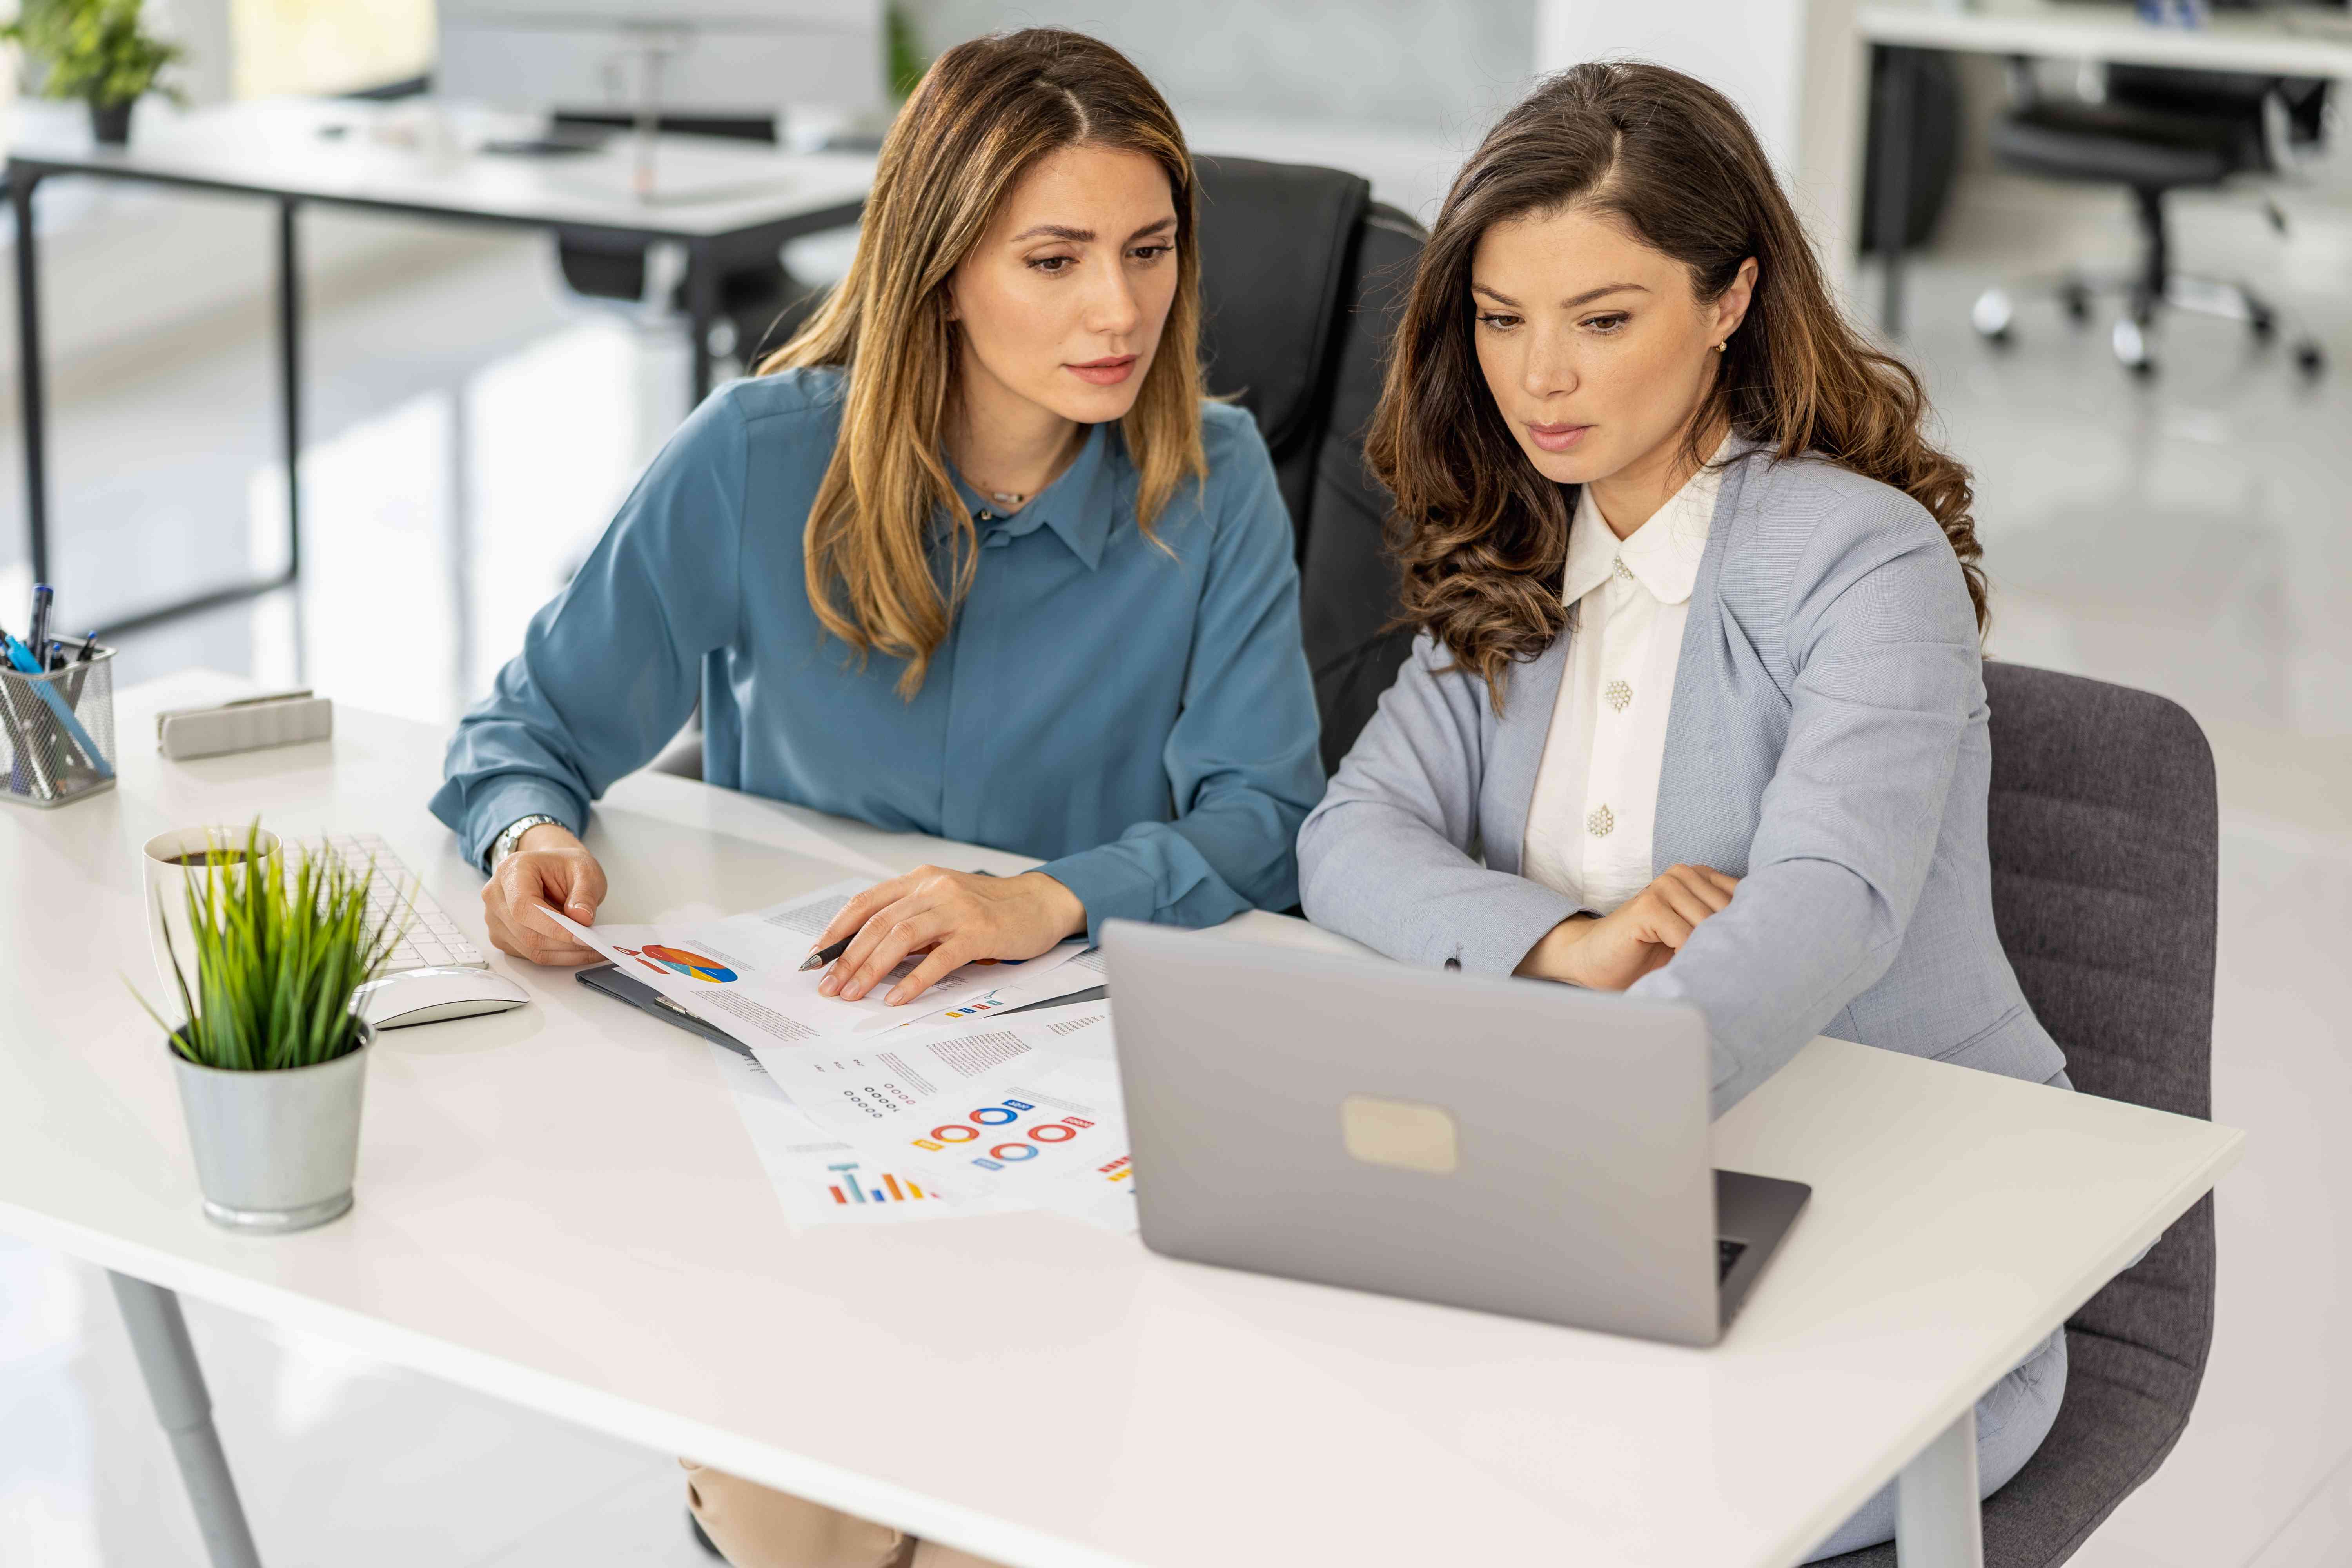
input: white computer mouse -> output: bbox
[356,966,532,1029]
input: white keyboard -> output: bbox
[310,831,488,974]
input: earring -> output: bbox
[1714,339,1729,354]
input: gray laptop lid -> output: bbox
[1104,922,1724,1347]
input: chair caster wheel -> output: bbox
[2251,310,2276,340]
[2060,282,2092,324]
[1971,288,2015,344]
[2112,316,2156,377]
[2295,340,2326,376]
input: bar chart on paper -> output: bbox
[826,1161,933,1207]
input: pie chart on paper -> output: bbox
[641,945,737,983]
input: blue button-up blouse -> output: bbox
[430,367,1325,939]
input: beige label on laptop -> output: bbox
[1339,1095,1460,1176]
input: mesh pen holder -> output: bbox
[0,640,116,808]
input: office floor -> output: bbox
[4,166,2350,1566]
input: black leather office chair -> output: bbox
[1819,662,2221,1568]
[1973,62,2326,377]
[1191,154,1424,773]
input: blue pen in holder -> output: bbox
[0,637,116,808]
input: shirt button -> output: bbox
[1604,678,1632,713]
[1586,804,1615,837]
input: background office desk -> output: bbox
[0,674,2239,1568]
[1855,0,2352,336]
[5,98,875,637]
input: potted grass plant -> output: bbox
[3,0,186,147]
[132,823,405,1232]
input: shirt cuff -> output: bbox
[464,779,586,873]
[1444,878,1583,976]
[1034,845,1158,946]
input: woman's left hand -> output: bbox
[812,866,1087,1005]
[1515,863,1740,991]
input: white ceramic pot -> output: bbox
[169,1024,370,1233]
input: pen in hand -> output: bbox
[798,867,998,972]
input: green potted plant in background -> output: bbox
[133,824,405,1233]
[3,0,186,147]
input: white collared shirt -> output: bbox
[1521,441,1729,914]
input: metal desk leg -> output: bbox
[1895,1405,1982,1568]
[1873,44,1917,340]
[276,198,303,590]
[107,1272,266,1568]
[13,169,49,586]
[686,242,720,407]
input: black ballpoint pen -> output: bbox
[798,935,852,973]
[797,869,997,971]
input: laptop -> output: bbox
[1100,921,1809,1348]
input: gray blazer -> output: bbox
[1298,444,2066,1116]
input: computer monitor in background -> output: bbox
[436,1,885,146]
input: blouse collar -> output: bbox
[1561,433,1736,608]
[949,421,1123,572]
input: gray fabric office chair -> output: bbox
[1818,662,2220,1568]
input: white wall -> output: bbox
[903,0,1539,143]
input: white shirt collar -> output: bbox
[1561,434,1734,608]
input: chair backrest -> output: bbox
[1978,662,2220,1561]
[1192,152,1425,774]
[1193,154,1372,552]
[1984,663,2216,1119]
[1296,205,1423,775]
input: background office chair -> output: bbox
[1972,62,2327,377]
[549,112,824,371]
[1819,662,2220,1568]
[649,152,1426,784]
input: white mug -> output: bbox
[142,826,282,1024]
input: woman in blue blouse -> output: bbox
[432,29,1322,1019]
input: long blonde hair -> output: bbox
[759,27,1207,695]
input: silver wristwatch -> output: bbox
[487,813,563,873]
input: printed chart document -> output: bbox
[753,1006,1138,1233]
[699,1036,1007,1228]
[544,877,1092,1049]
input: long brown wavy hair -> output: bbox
[758,28,1206,695]
[1367,61,1985,704]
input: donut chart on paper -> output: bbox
[641,944,737,983]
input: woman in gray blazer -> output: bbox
[1296,64,2071,1560]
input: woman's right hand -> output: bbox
[481,822,609,967]
[1514,864,1739,991]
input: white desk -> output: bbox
[0,673,2241,1568]
[4,98,876,636]
[1861,0,2352,76]
[1854,0,2352,336]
